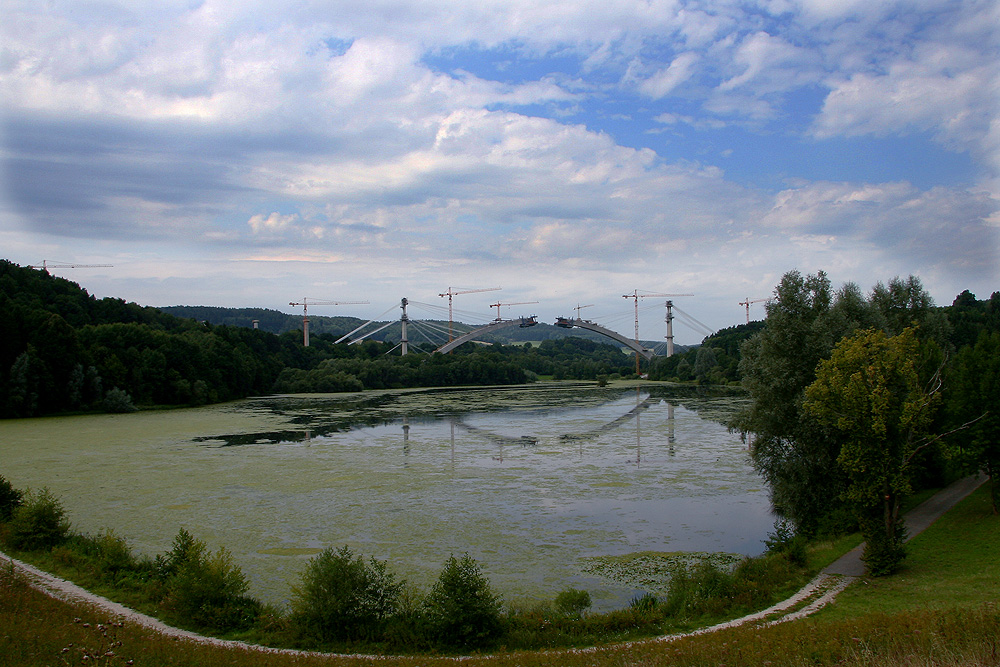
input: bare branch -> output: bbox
[905,413,987,466]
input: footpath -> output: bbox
[1,474,987,659]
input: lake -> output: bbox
[0,382,773,610]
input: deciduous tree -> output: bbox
[804,328,943,574]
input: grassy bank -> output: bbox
[3,484,997,666]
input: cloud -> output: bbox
[248,212,299,235]
[1,0,997,339]
[638,52,699,99]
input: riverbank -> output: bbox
[4,476,993,666]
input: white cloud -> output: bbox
[2,0,997,339]
[248,212,299,234]
[638,52,699,98]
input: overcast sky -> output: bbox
[2,0,997,344]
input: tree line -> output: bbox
[731,271,999,574]
[1,261,640,417]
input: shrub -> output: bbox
[154,528,202,580]
[554,588,591,618]
[764,519,808,567]
[422,553,503,649]
[5,488,70,551]
[291,545,403,643]
[0,475,23,522]
[159,530,260,632]
[102,387,137,413]
[860,515,907,576]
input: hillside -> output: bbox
[1,260,671,417]
[156,304,680,349]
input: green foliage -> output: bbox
[553,588,591,618]
[733,271,953,537]
[732,270,855,534]
[764,519,808,566]
[290,545,403,643]
[5,488,71,551]
[101,387,137,413]
[0,475,23,522]
[161,536,260,632]
[662,552,801,620]
[804,327,940,575]
[422,553,503,648]
[154,527,202,579]
[946,330,1000,513]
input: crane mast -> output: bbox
[622,290,693,373]
[739,297,768,324]
[438,286,500,341]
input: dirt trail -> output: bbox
[3,474,985,660]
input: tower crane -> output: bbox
[28,260,113,272]
[289,297,369,347]
[622,290,693,373]
[574,304,594,319]
[438,286,500,341]
[739,297,769,324]
[488,301,538,321]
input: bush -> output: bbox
[764,519,808,567]
[0,475,23,522]
[291,545,403,643]
[554,588,591,618]
[860,515,907,576]
[154,528,202,579]
[663,552,801,620]
[102,387,137,413]
[422,553,503,649]
[5,488,70,551]
[159,530,260,632]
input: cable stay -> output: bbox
[672,305,714,338]
[348,319,397,344]
[334,304,399,343]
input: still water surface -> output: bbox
[1,383,772,610]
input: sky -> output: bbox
[2,0,998,345]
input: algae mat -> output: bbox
[0,383,772,610]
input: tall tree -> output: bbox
[803,328,942,575]
[947,331,1000,513]
[733,270,850,534]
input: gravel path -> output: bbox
[3,474,985,660]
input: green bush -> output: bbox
[154,527,202,579]
[0,475,23,522]
[860,515,907,576]
[662,552,801,621]
[764,519,808,567]
[291,545,403,643]
[422,553,503,649]
[102,387,137,413]
[159,530,260,632]
[5,488,70,551]
[554,587,591,618]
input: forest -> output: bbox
[729,271,1000,574]
[0,260,645,417]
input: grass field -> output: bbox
[2,485,997,667]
